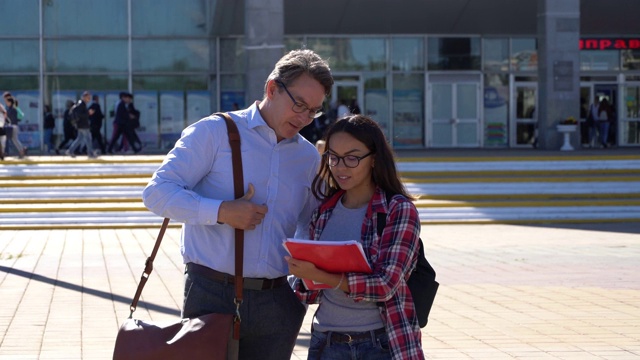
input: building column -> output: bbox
[244,0,284,105]
[536,0,581,150]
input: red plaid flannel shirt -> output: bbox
[294,188,425,360]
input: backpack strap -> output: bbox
[376,193,431,272]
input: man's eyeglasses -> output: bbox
[276,80,323,119]
[325,152,373,168]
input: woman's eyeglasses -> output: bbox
[325,152,373,168]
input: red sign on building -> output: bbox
[580,38,640,50]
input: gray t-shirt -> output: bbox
[313,196,384,332]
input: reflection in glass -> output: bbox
[622,50,640,70]
[363,74,389,137]
[46,75,128,92]
[44,0,127,36]
[132,0,208,36]
[457,84,477,119]
[516,123,536,145]
[0,40,39,72]
[622,86,640,145]
[0,76,39,91]
[133,75,209,91]
[285,37,304,51]
[392,74,424,147]
[221,74,245,111]
[457,122,477,145]
[432,84,452,119]
[428,37,480,70]
[483,38,509,72]
[516,87,536,119]
[306,37,386,71]
[0,0,38,36]
[432,122,453,147]
[392,38,424,71]
[511,38,537,71]
[484,74,509,147]
[624,86,640,119]
[581,50,620,71]
[132,40,210,72]
[220,38,244,72]
[45,40,128,72]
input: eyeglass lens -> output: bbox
[277,80,323,118]
[327,154,363,168]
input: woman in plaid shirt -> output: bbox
[287,115,424,359]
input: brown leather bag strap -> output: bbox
[128,113,245,333]
[128,217,170,316]
[216,112,245,340]
[216,112,245,297]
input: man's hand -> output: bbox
[217,183,268,230]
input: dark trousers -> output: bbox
[90,127,106,154]
[183,268,306,360]
[108,123,140,153]
[57,131,76,151]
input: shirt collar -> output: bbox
[245,101,305,144]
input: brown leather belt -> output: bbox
[329,328,386,344]
[186,262,287,291]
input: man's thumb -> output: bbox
[240,183,255,200]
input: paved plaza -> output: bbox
[1,222,639,359]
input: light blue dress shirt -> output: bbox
[142,102,320,278]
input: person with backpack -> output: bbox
[2,96,26,158]
[65,91,96,158]
[56,100,78,154]
[88,94,106,155]
[286,115,425,360]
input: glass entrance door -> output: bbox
[428,82,480,147]
[621,83,640,146]
[511,83,537,147]
[331,80,363,119]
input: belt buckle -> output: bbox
[243,278,264,290]
[345,333,353,344]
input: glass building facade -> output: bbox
[1,0,639,152]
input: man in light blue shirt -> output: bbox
[142,49,333,359]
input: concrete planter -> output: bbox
[556,124,577,151]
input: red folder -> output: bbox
[283,238,372,290]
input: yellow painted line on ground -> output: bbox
[401,169,640,178]
[413,199,640,208]
[1,218,636,230]
[400,154,640,162]
[416,193,640,200]
[0,174,153,181]
[0,223,183,231]
[403,175,640,183]
[419,217,640,225]
[0,179,149,187]
[0,156,165,165]
[0,198,142,204]
[0,203,147,213]
[5,199,640,213]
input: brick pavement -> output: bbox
[1,223,639,359]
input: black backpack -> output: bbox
[68,102,80,127]
[377,195,439,328]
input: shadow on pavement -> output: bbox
[0,265,181,317]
